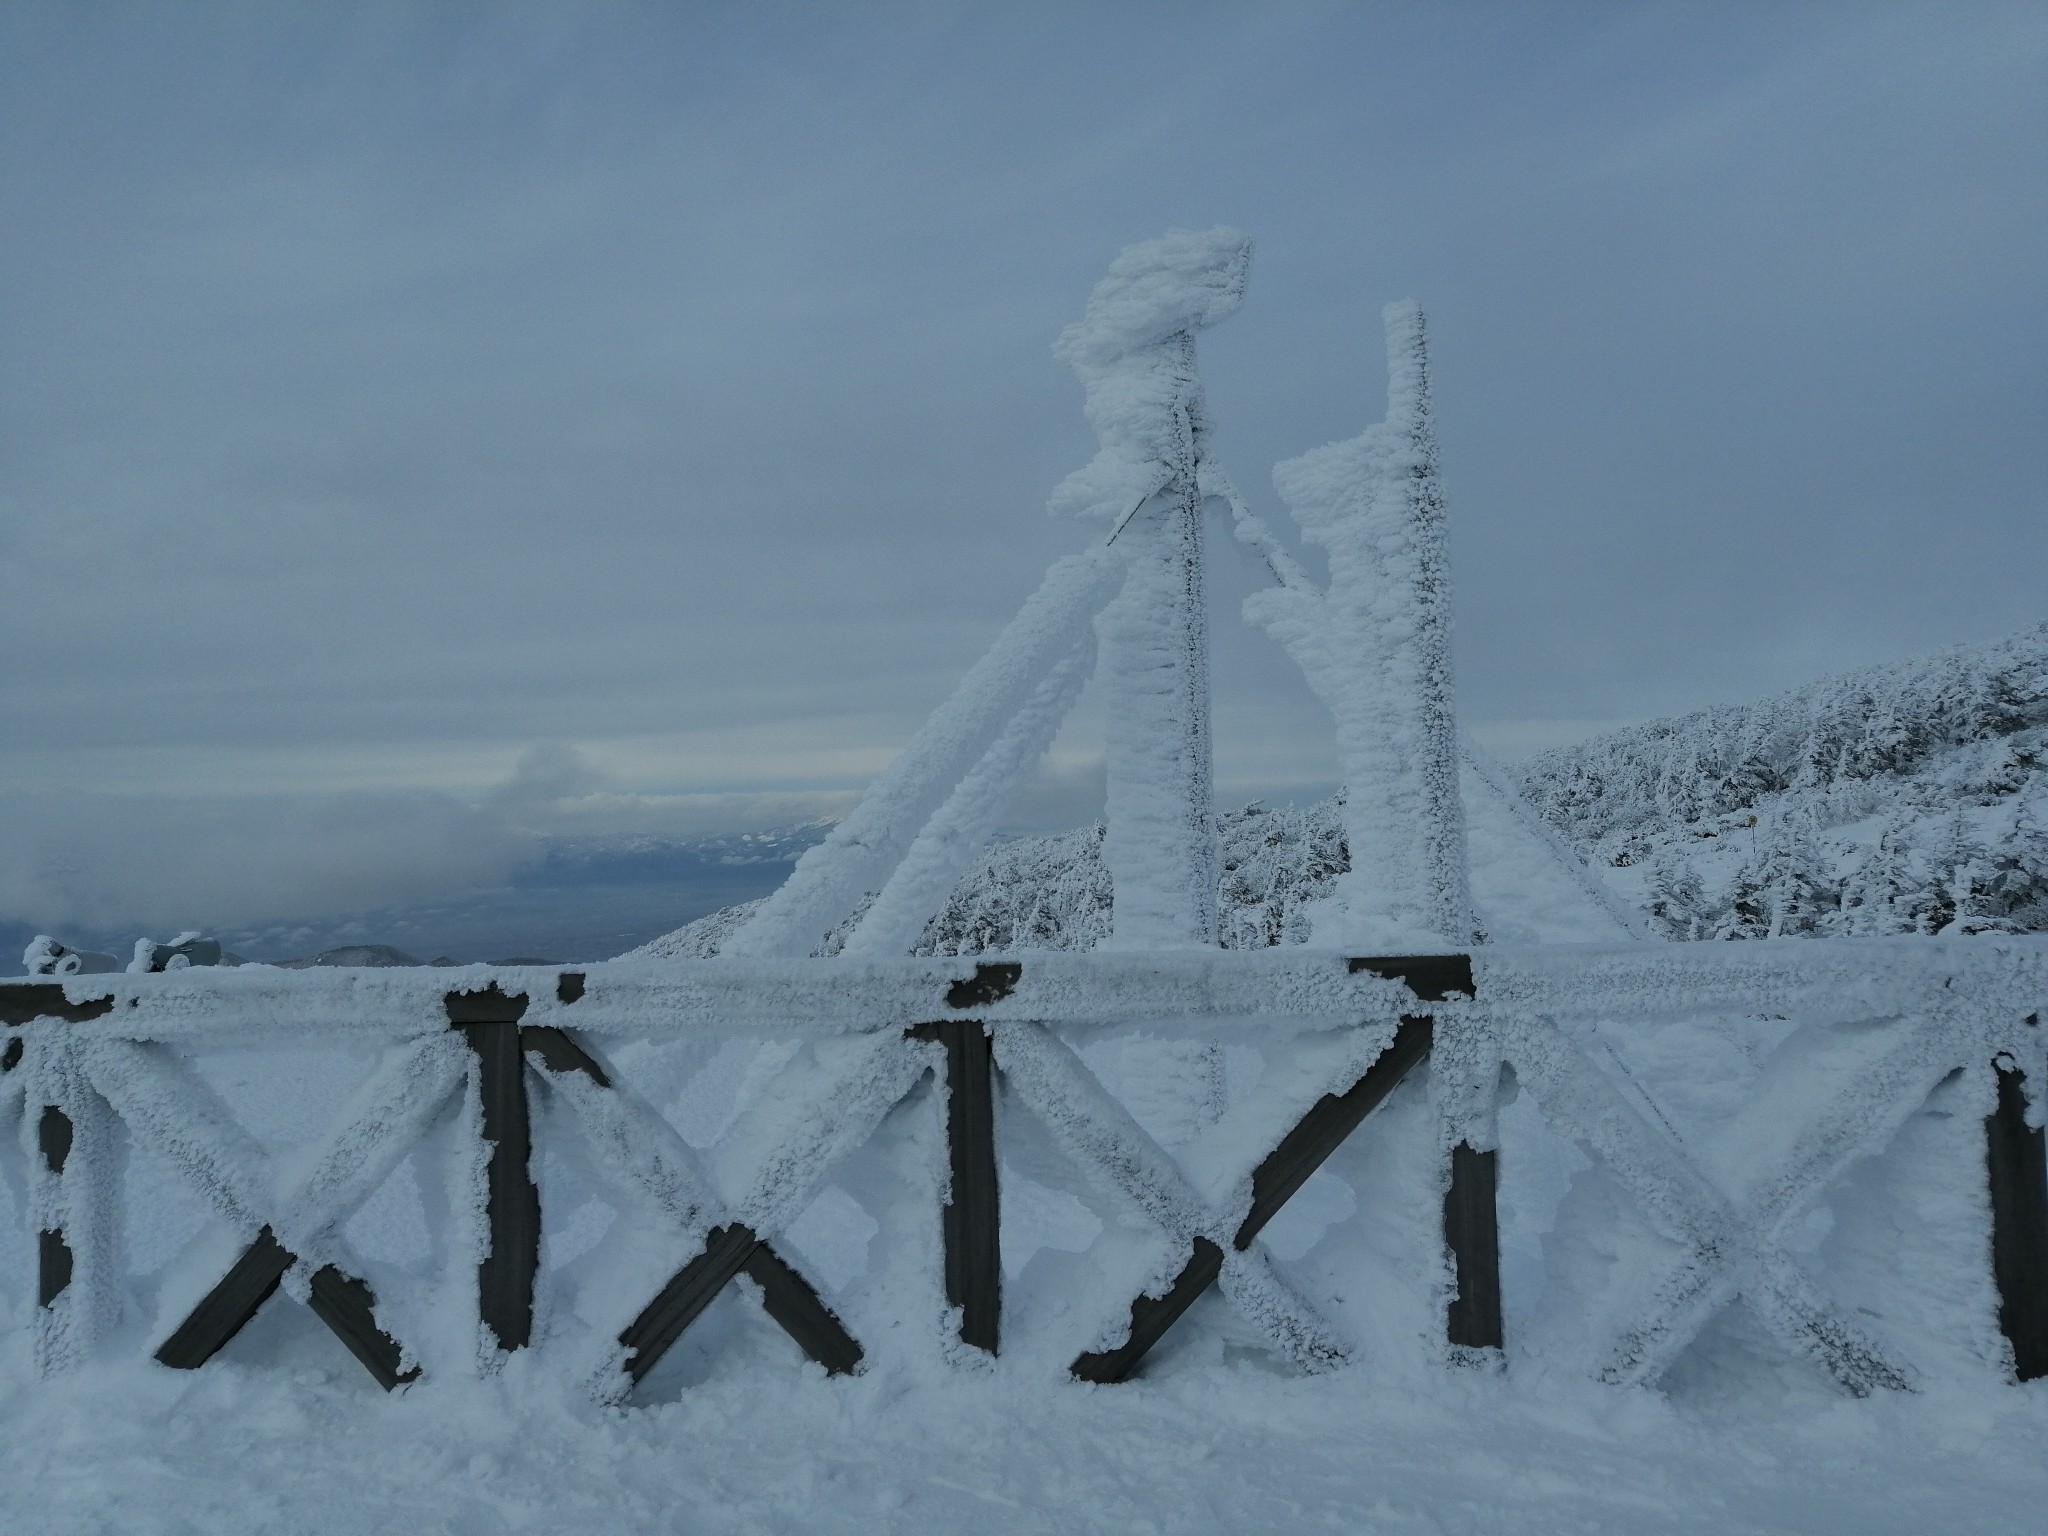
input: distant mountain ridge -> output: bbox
[516,821,835,887]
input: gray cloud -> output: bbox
[0,788,531,933]
[1,2,2042,930]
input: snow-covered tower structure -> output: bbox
[1049,229,1251,948]
[717,235,1489,966]
[1247,301,1474,950]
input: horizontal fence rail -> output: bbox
[7,937,2042,1041]
[1,936,2043,1398]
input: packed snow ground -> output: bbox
[6,1352,2047,1535]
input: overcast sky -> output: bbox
[3,1,2043,933]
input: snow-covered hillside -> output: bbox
[631,622,2048,961]
[1525,621,2048,942]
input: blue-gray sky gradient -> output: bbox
[3,1,2043,931]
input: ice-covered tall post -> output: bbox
[1052,228,1251,949]
[1247,300,1474,951]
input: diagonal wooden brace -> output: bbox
[907,1018,1002,1354]
[155,1225,417,1390]
[1072,1013,1436,1382]
[1503,1011,1927,1395]
[1987,1038,2048,1381]
[517,1015,865,1385]
[616,1221,863,1382]
[110,1036,464,1391]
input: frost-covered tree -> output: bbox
[1644,853,1710,941]
[1524,620,2048,855]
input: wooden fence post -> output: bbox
[1987,1041,2048,1381]
[1444,1139,1503,1352]
[448,985,538,1352]
[910,1019,1002,1355]
[1072,1012,1435,1383]
[23,1027,117,1375]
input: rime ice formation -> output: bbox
[1054,228,1249,950]
[729,229,1256,960]
[841,635,1096,959]
[1246,301,1472,953]
[1521,620,2048,942]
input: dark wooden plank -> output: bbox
[0,986,115,1026]
[945,962,1022,1010]
[742,1245,864,1376]
[38,1104,73,1174]
[1346,954,1475,1002]
[937,1020,1001,1352]
[461,1018,539,1351]
[521,1024,610,1086]
[445,982,530,1027]
[620,1223,761,1383]
[38,1230,72,1307]
[1234,1015,1435,1248]
[156,1227,293,1368]
[307,1264,419,1391]
[1445,1141,1503,1351]
[38,1102,78,1309]
[1070,1237,1223,1384]
[1069,1018,1434,1383]
[1987,1058,2048,1381]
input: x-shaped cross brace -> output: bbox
[935,955,1489,1380]
[513,1015,874,1388]
[1502,1011,1955,1394]
[78,1032,464,1390]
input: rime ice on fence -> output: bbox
[1056,228,1250,950]
[1247,301,1473,951]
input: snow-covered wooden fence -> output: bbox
[3,936,2044,1399]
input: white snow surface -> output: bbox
[7,1357,2047,1535]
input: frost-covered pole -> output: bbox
[1249,301,1490,1361]
[1248,300,1474,951]
[1053,228,1251,949]
[724,548,1124,958]
[841,632,1095,957]
[24,1031,119,1374]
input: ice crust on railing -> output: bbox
[6,936,2039,1043]
[0,936,2040,1399]
[22,1036,119,1373]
